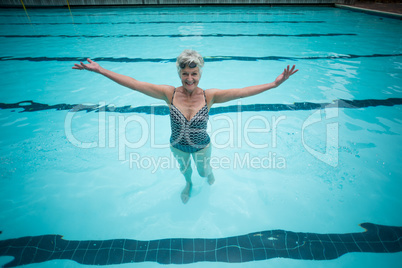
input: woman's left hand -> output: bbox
[274,65,298,87]
[72,58,102,74]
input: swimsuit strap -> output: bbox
[171,88,176,105]
[203,90,207,105]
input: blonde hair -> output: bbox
[176,49,204,77]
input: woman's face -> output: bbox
[180,66,200,93]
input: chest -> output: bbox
[171,93,206,121]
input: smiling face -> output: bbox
[180,66,200,93]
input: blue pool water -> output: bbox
[0,5,401,268]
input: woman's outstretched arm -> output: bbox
[72,58,172,102]
[208,65,298,105]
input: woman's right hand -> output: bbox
[72,58,102,73]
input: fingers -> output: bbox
[284,66,290,77]
[72,63,83,70]
[290,65,298,74]
[72,59,94,70]
[283,65,290,76]
[286,65,298,75]
[80,61,89,70]
[286,65,295,72]
[72,62,87,70]
[290,65,295,72]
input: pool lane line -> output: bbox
[0,222,401,266]
[0,20,326,25]
[1,98,401,114]
[0,33,357,38]
[1,53,401,63]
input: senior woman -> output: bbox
[73,50,298,204]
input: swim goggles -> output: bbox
[179,62,197,69]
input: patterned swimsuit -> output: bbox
[170,88,210,153]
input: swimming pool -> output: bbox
[0,5,401,267]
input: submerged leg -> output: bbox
[193,144,215,185]
[170,146,192,204]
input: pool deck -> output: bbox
[336,2,402,19]
[1,0,401,19]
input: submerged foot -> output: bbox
[207,173,215,185]
[181,182,192,204]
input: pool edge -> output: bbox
[335,4,402,20]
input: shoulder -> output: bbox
[161,85,176,103]
[205,88,221,107]
[206,88,228,99]
[205,87,242,105]
[205,88,220,97]
[161,85,176,93]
